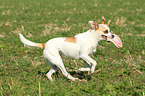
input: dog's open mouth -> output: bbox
[101,35,107,40]
[102,35,115,40]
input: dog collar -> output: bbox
[90,28,94,30]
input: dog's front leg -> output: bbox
[80,55,97,73]
[79,60,91,72]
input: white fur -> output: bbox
[99,24,109,30]
[19,22,114,81]
[19,33,36,47]
[42,30,99,81]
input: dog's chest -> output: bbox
[88,43,98,54]
[79,39,98,54]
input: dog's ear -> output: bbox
[89,21,94,25]
[101,16,106,24]
[89,21,99,29]
[108,20,111,25]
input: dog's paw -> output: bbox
[72,77,79,81]
[91,70,94,73]
[73,78,87,82]
[79,68,90,71]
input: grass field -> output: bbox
[0,0,145,95]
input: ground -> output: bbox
[0,0,145,95]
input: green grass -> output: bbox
[0,0,145,95]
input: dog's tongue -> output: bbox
[107,34,122,48]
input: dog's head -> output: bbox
[89,16,122,48]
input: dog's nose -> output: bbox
[106,33,112,38]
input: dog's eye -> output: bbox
[112,35,114,38]
[104,30,108,34]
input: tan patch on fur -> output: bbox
[93,22,99,30]
[65,37,77,43]
[95,24,110,34]
[35,43,46,49]
[98,24,110,31]
[102,21,106,24]
[101,16,106,24]
[99,25,107,31]
[42,43,46,49]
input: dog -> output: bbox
[19,16,122,81]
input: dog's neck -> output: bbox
[88,28,102,42]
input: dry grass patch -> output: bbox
[115,17,127,27]
[41,22,72,36]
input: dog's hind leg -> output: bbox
[45,59,58,81]
[46,65,58,81]
[44,49,78,81]
[46,68,57,81]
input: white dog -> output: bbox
[19,16,122,81]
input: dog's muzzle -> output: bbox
[101,35,107,40]
[101,34,114,40]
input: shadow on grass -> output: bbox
[69,71,91,81]
[37,70,92,81]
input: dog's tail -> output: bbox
[19,33,45,49]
